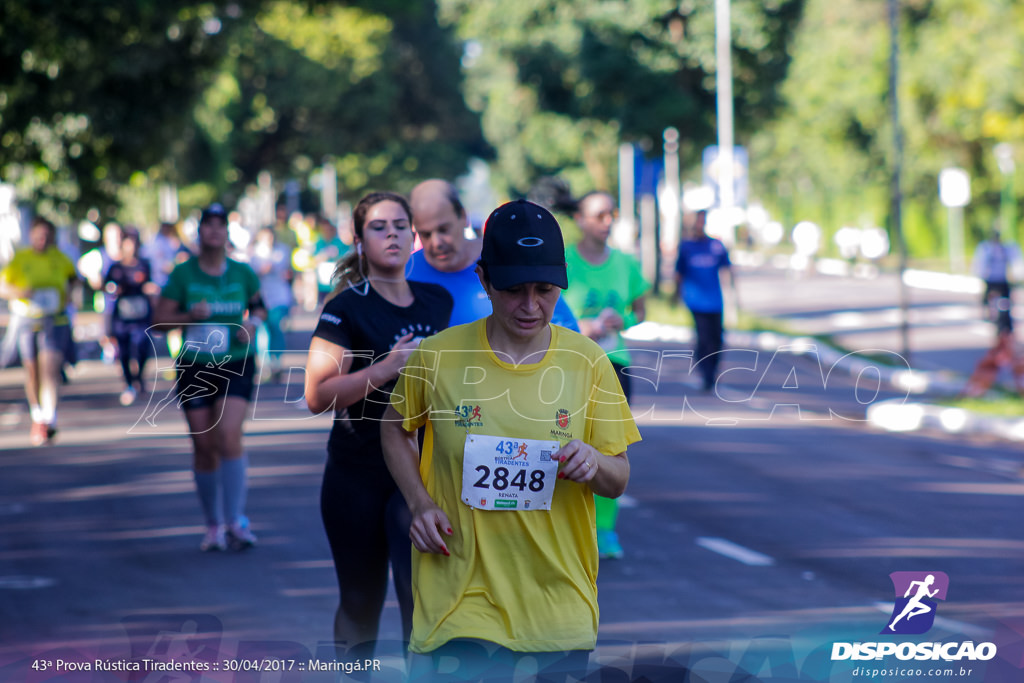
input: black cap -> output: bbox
[200,203,228,224]
[480,199,567,290]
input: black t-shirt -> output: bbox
[313,280,453,461]
[104,259,153,326]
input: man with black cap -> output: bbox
[382,199,640,680]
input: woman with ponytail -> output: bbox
[304,191,452,661]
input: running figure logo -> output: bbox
[882,571,949,635]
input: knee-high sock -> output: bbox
[221,455,248,527]
[194,469,222,526]
[38,381,57,426]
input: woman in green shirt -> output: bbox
[152,203,267,552]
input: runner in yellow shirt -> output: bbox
[0,217,79,445]
[382,200,641,681]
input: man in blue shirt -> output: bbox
[674,210,735,391]
[408,179,579,331]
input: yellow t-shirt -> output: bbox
[1,246,77,322]
[391,319,642,653]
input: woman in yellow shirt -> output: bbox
[382,200,641,681]
[0,217,79,445]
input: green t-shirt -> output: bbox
[161,257,261,363]
[563,245,649,366]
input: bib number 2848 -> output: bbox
[473,466,546,492]
[461,435,560,511]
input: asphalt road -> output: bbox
[2,264,1023,683]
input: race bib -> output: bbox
[29,288,60,317]
[461,434,560,511]
[184,324,231,355]
[116,295,149,321]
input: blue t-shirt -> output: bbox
[675,238,731,313]
[407,249,580,331]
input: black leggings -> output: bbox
[116,328,152,390]
[320,456,413,646]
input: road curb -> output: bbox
[866,398,1024,442]
[624,321,1024,442]
[624,321,968,397]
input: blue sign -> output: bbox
[702,146,749,207]
[634,146,664,197]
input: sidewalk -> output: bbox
[640,254,1024,444]
[740,255,1024,443]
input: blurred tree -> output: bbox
[187,0,488,207]
[1,1,486,224]
[749,0,1024,260]
[0,1,256,222]
[437,0,803,197]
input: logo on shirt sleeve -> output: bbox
[320,313,342,326]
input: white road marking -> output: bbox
[696,537,775,566]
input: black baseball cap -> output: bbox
[480,199,568,290]
[200,202,228,224]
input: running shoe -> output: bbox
[29,422,47,447]
[227,522,257,550]
[119,387,137,406]
[597,530,624,560]
[200,524,227,552]
[101,341,117,365]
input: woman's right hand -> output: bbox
[383,332,419,377]
[409,501,453,556]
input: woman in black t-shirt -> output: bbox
[304,192,453,661]
[103,227,158,406]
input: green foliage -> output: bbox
[750,0,1024,262]
[439,0,802,198]
[0,0,257,223]
[185,0,487,208]
[6,0,1021,261]
[1,0,486,224]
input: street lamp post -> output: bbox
[994,143,1016,242]
[889,0,911,364]
[715,0,735,221]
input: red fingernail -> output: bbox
[557,472,565,479]
[442,548,450,556]
[559,456,566,462]
[446,528,453,534]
